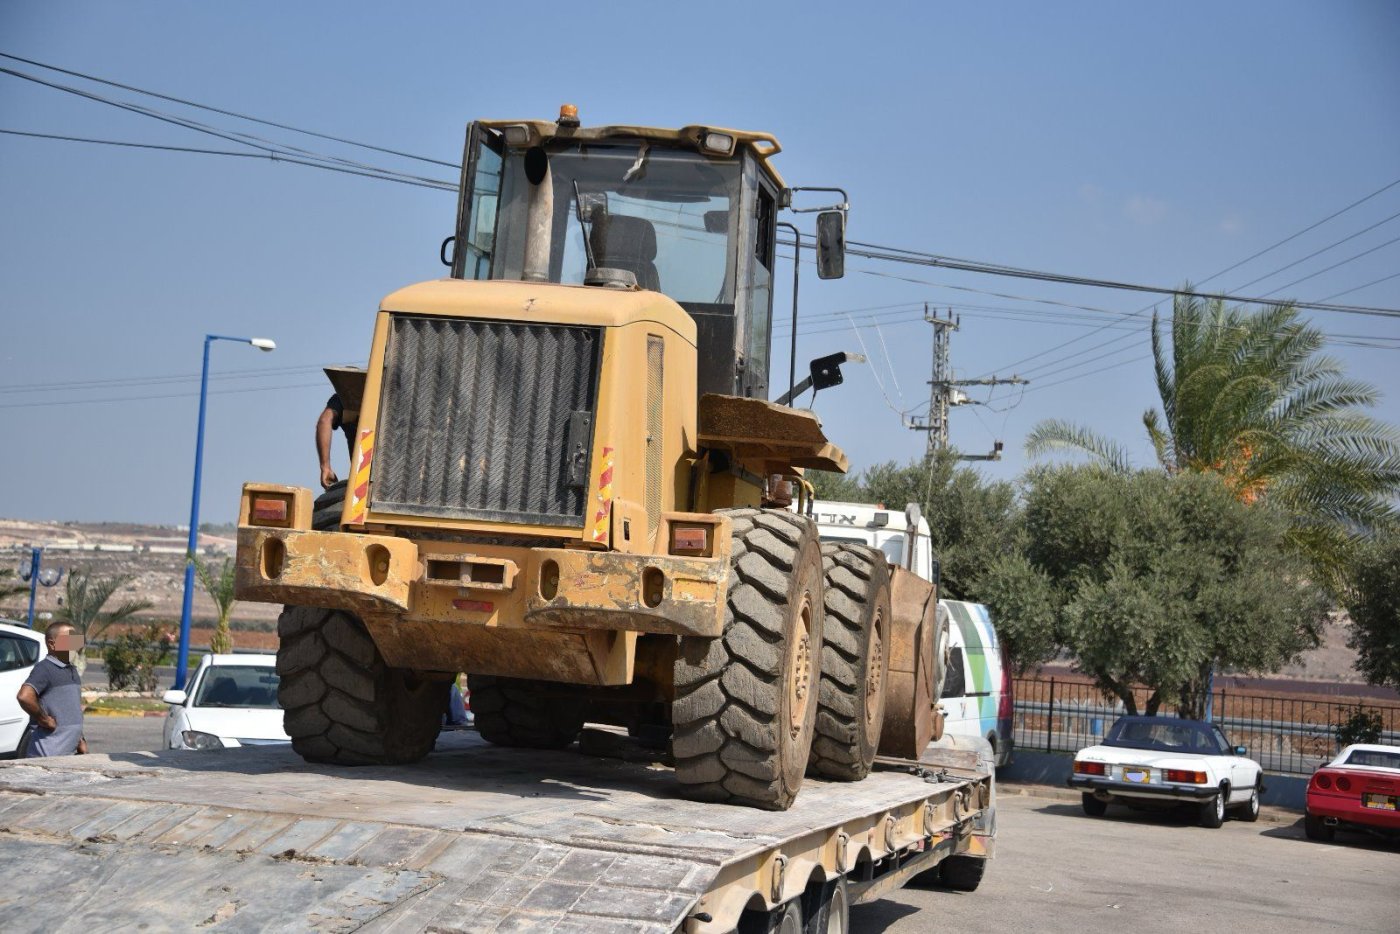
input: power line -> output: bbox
[968,175,1400,380]
[1258,233,1400,298]
[0,67,456,190]
[1224,208,1400,295]
[0,50,459,168]
[0,380,327,410]
[0,363,336,394]
[1316,270,1400,303]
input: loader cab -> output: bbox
[450,116,782,400]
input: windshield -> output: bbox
[490,143,742,305]
[1103,718,1222,755]
[192,664,281,709]
[1342,748,1400,769]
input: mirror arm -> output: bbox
[786,186,850,214]
[775,222,801,408]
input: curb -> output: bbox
[84,708,168,718]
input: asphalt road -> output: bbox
[75,718,1397,932]
[852,790,1398,933]
[82,712,167,754]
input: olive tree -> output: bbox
[986,466,1328,717]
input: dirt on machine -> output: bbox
[234,106,951,811]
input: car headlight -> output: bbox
[181,730,225,750]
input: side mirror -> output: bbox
[1234,745,1248,757]
[162,689,187,706]
[810,351,862,391]
[815,210,846,280]
[703,209,728,234]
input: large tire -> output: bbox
[467,674,583,749]
[277,606,449,765]
[1303,812,1334,841]
[672,508,825,810]
[808,544,892,781]
[1236,780,1261,822]
[1199,786,1226,828]
[312,479,347,531]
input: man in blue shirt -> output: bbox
[17,623,86,757]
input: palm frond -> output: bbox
[1026,420,1132,472]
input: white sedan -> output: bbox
[0,621,46,757]
[162,654,289,750]
[1068,715,1264,828]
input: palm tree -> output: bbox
[196,557,237,654]
[1028,294,1400,588]
[54,570,154,676]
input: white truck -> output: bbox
[1,726,993,932]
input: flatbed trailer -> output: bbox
[0,731,992,932]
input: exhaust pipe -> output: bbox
[1324,817,1340,827]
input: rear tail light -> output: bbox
[669,524,710,556]
[250,495,291,527]
[1073,760,1106,776]
[1165,769,1209,784]
[1336,775,1352,792]
[1314,773,1332,790]
[997,646,1014,720]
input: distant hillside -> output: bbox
[0,517,1378,688]
[0,518,276,627]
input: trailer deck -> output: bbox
[0,730,990,932]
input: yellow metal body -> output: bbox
[234,119,849,696]
[233,278,783,687]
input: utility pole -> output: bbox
[907,305,1029,460]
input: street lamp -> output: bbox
[175,334,275,690]
[17,547,63,628]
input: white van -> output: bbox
[940,600,1015,767]
[805,501,1015,767]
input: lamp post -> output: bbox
[17,547,64,628]
[175,334,275,690]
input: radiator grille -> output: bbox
[372,316,601,527]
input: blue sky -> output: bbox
[2,1,1398,524]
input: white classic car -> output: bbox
[1068,715,1264,828]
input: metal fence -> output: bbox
[1012,677,1400,776]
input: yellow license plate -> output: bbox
[1363,793,1396,810]
[1123,767,1151,783]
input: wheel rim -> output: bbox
[1250,787,1259,814]
[828,882,849,934]
[787,592,814,741]
[1216,794,1225,821]
[864,606,885,731]
[777,903,802,934]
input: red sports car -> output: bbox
[1305,743,1400,841]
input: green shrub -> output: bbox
[1334,705,1383,748]
[103,623,174,692]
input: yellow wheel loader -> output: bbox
[235,107,944,810]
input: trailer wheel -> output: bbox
[804,875,849,933]
[467,674,584,749]
[938,854,987,891]
[808,543,892,781]
[277,606,449,765]
[672,508,825,811]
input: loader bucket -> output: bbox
[877,567,948,758]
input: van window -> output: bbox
[942,646,966,699]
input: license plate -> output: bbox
[1123,767,1152,784]
[1363,793,1397,811]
